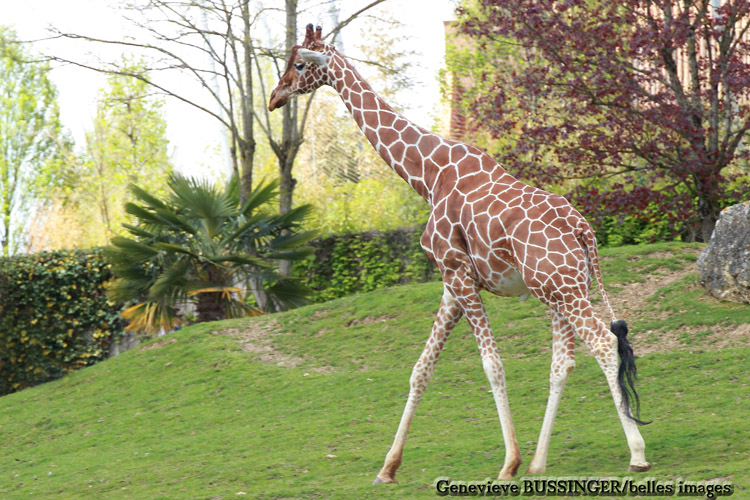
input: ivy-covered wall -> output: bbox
[294,227,439,302]
[0,249,126,395]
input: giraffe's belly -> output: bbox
[479,264,532,301]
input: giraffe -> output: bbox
[269,24,651,483]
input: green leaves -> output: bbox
[107,174,315,332]
[1,27,66,256]
[293,228,439,303]
[0,248,126,395]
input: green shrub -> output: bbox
[0,249,126,395]
[293,228,438,302]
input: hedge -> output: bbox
[0,248,126,395]
[293,227,439,302]
[0,230,437,394]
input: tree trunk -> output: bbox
[195,292,226,323]
[247,275,269,311]
[275,0,300,278]
[239,138,255,201]
[701,212,717,243]
[696,181,720,243]
[240,0,255,200]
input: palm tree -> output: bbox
[105,174,315,334]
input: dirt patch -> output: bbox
[592,247,750,355]
[215,319,334,373]
[344,313,397,327]
[592,250,697,326]
[637,322,750,355]
[625,249,689,262]
[139,337,178,351]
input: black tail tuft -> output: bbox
[611,320,652,426]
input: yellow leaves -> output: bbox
[122,302,180,334]
[187,286,245,300]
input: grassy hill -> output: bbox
[1,242,748,499]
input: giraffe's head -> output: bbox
[268,23,333,111]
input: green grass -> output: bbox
[1,242,748,499]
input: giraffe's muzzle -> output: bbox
[268,88,289,111]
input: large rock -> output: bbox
[698,201,750,303]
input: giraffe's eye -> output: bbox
[295,62,305,72]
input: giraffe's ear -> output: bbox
[298,48,328,67]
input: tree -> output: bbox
[0,27,66,256]
[455,0,750,242]
[52,1,387,200]
[81,61,173,243]
[26,62,173,250]
[105,174,315,334]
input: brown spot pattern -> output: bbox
[268,25,648,484]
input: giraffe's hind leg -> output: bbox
[527,310,576,474]
[560,299,650,472]
[373,286,463,485]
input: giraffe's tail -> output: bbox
[579,223,651,426]
[579,222,616,323]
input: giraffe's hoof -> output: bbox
[628,462,651,472]
[373,476,397,485]
[498,458,522,480]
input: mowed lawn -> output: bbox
[1,242,748,499]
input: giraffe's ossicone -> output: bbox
[270,23,650,484]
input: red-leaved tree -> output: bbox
[454,0,750,242]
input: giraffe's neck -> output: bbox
[328,52,440,202]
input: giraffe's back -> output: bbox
[431,147,592,303]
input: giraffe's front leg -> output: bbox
[373,287,462,485]
[444,264,522,480]
[527,311,576,474]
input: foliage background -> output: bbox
[294,228,438,302]
[0,249,126,395]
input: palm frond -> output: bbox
[121,223,157,240]
[151,242,202,259]
[269,230,318,251]
[187,286,245,300]
[125,202,165,226]
[264,278,312,312]
[213,253,269,269]
[149,259,191,300]
[240,179,279,216]
[169,174,236,220]
[109,236,159,262]
[274,204,314,228]
[129,183,167,210]
[121,301,180,334]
